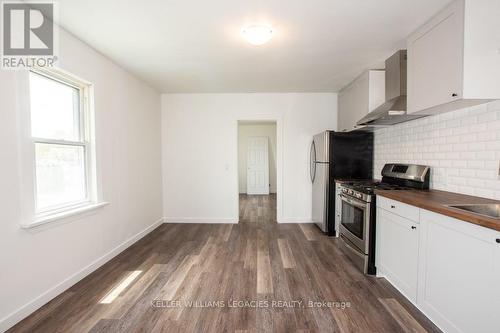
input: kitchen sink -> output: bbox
[446,204,500,219]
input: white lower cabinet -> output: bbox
[376,198,500,333]
[417,210,500,333]
[376,208,419,303]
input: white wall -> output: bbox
[374,101,500,200]
[238,123,277,194]
[162,93,337,223]
[0,30,162,331]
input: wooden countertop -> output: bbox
[375,189,500,232]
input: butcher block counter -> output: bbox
[375,189,500,232]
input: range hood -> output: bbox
[357,50,426,126]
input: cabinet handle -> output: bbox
[411,226,417,230]
[391,205,396,209]
[496,238,500,243]
[451,93,458,97]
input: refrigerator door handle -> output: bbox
[310,140,317,182]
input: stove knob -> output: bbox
[355,193,363,199]
[348,190,354,195]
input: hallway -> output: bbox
[239,194,277,225]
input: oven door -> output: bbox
[339,194,371,254]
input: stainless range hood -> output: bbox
[357,50,426,126]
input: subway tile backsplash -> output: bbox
[374,101,500,200]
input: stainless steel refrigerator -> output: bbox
[310,131,373,235]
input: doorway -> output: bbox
[237,120,277,223]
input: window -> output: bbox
[29,70,95,215]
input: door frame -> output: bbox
[236,117,282,223]
[246,136,270,195]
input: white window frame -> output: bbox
[19,68,106,228]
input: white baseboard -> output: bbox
[278,217,313,223]
[164,217,238,224]
[0,217,164,333]
[165,217,311,224]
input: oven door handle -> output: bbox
[339,194,368,209]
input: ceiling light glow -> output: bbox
[241,24,273,45]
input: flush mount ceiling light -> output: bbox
[241,24,273,45]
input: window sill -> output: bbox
[21,202,109,229]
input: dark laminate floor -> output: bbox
[9,194,440,333]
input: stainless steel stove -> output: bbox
[338,163,430,275]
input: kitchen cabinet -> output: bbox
[407,0,500,115]
[417,209,500,333]
[376,195,500,333]
[337,70,385,132]
[376,196,419,222]
[376,199,419,303]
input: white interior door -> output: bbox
[247,137,269,195]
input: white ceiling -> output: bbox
[57,0,451,93]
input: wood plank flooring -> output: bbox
[8,194,441,333]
